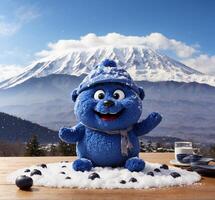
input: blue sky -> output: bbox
[0,0,215,79]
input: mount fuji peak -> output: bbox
[1,46,215,89]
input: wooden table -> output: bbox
[0,153,214,200]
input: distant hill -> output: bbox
[142,136,183,144]
[0,112,58,143]
[0,111,210,147]
[1,74,215,144]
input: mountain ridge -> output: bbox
[1,46,215,89]
[0,112,58,143]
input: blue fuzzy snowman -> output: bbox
[59,59,162,172]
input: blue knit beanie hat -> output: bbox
[72,59,145,101]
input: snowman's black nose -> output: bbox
[103,100,114,107]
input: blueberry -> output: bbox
[88,172,100,180]
[120,180,126,184]
[160,164,169,170]
[40,164,47,168]
[154,168,161,172]
[15,175,33,190]
[129,177,137,183]
[61,166,66,168]
[65,176,71,179]
[24,169,30,173]
[147,171,154,176]
[30,169,42,176]
[170,172,181,178]
[60,171,66,174]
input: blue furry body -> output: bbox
[77,128,139,167]
[59,60,162,172]
[59,110,161,168]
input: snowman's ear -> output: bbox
[71,89,78,102]
[138,87,145,100]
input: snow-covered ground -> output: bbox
[7,161,201,189]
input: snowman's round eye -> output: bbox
[94,90,105,100]
[113,89,125,100]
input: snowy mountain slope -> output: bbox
[1,46,215,89]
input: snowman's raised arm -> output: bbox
[133,112,162,136]
[59,123,85,143]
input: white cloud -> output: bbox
[143,33,197,58]
[2,32,213,76]
[36,32,196,59]
[0,64,24,81]
[0,6,40,36]
[0,20,19,36]
[182,54,215,75]
[15,6,40,23]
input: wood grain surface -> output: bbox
[0,153,214,200]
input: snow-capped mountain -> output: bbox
[1,46,215,89]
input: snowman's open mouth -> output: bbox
[94,109,124,121]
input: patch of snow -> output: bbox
[7,161,201,189]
